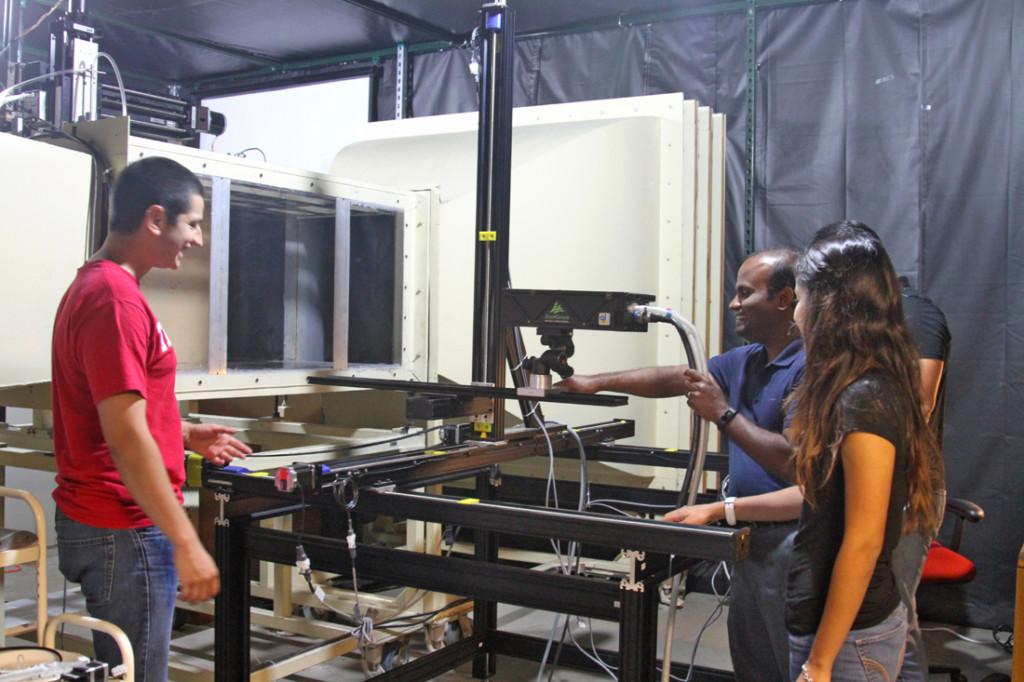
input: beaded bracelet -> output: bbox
[799,662,813,681]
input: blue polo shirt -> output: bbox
[707,338,805,497]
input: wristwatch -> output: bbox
[724,497,737,526]
[716,408,738,431]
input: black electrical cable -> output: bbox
[233,147,267,162]
[374,597,473,629]
[993,624,1013,654]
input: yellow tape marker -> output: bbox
[458,498,480,505]
[479,231,497,241]
[474,422,493,432]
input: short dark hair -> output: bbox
[758,247,799,297]
[109,157,203,234]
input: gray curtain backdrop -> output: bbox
[376,0,1021,628]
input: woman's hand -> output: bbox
[664,501,723,525]
[795,659,831,682]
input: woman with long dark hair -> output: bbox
[667,221,940,681]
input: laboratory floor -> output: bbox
[1,547,1013,681]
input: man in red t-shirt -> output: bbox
[51,156,251,680]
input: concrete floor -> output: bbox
[1,547,1013,681]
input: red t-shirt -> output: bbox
[51,260,184,528]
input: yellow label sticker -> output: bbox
[458,498,480,505]
[479,231,497,241]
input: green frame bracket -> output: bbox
[744,0,757,256]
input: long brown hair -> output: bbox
[789,221,940,534]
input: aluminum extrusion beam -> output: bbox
[244,527,640,621]
[355,488,748,562]
[580,442,729,472]
[306,374,627,406]
[217,520,710,680]
[203,419,636,497]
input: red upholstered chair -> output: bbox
[920,497,984,585]
[920,496,985,682]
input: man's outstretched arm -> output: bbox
[556,365,688,398]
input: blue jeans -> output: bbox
[789,602,907,682]
[55,509,178,682]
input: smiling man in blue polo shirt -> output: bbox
[559,248,804,682]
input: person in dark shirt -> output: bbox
[894,277,950,681]
[668,222,941,682]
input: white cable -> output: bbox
[567,617,619,679]
[534,415,570,575]
[1,91,34,105]
[0,68,88,107]
[919,625,995,646]
[535,613,562,682]
[533,416,590,680]
[97,51,127,117]
[589,497,676,511]
[543,419,588,574]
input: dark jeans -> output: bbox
[728,520,798,682]
[892,489,946,682]
[56,508,177,681]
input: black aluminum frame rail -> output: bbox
[214,496,746,681]
[355,488,746,562]
[203,419,636,498]
[306,374,628,407]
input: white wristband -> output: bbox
[724,497,737,526]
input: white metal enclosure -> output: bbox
[332,93,726,484]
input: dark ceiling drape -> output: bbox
[376,0,1023,628]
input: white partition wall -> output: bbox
[0,134,92,392]
[333,94,726,485]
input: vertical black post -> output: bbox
[214,511,251,682]
[472,469,501,678]
[471,1,515,438]
[618,573,661,680]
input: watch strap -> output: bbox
[724,496,737,526]
[716,408,738,431]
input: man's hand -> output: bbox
[174,538,220,603]
[96,395,224,603]
[679,369,731,422]
[664,502,724,525]
[184,423,251,466]
[554,375,600,394]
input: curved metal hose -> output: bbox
[629,304,711,682]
